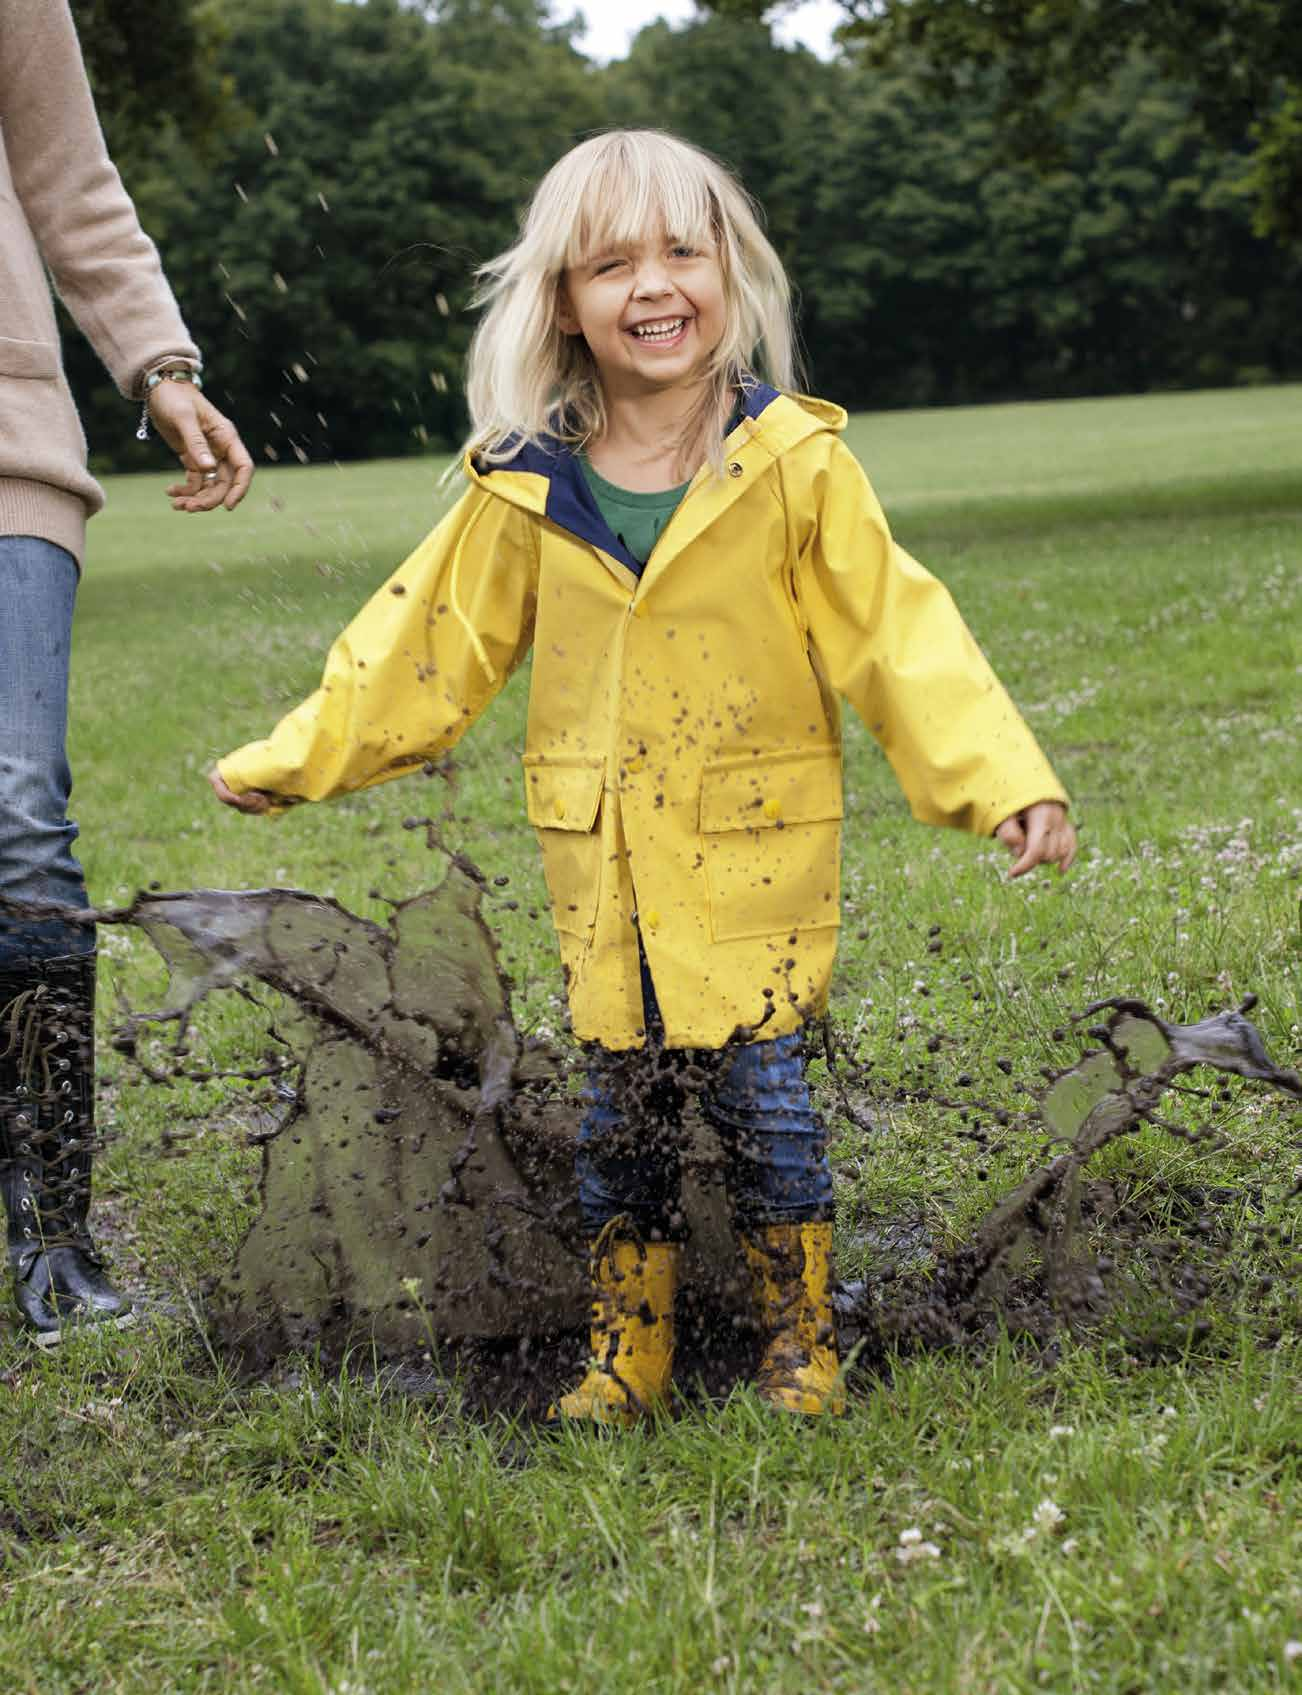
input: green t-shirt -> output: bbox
[578,455,691,571]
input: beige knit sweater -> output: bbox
[0,0,200,565]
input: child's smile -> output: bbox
[559,232,726,397]
[626,315,688,346]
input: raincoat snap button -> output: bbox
[645,910,661,931]
[728,461,743,478]
[553,798,567,820]
[762,796,782,820]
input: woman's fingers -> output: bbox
[151,384,254,512]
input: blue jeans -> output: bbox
[575,950,834,1235]
[0,537,92,966]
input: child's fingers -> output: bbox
[208,768,270,813]
[995,815,1026,854]
[1006,842,1036,878]
[1005,807,1077,877]
[996,813,1033,876]
[1055,819,1079,873]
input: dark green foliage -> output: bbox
[72,0,228,161]
[796,49,1302,405]
[840,0,1302,243]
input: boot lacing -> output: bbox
[0,986,62,1100]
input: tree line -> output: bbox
[67,0,1302,471]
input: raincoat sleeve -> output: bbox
[796,437,1067,837]
[217,486,537,810]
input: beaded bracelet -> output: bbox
[136,367,204,442]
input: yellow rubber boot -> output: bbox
[742,1222,846,1416]
[551,1218,679,1427]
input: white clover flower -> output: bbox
[1032,1499,1065,1533]
[1049,1424,1075,1438]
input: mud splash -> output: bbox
[836,1001,1300,1369]
[91,871,1299,1401]
[103,865,750,1371]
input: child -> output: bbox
[212,129,1075,1423]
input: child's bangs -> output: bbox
[560,137,721,270]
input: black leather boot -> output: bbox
[0,954,132,1343]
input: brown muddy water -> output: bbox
[62,866,1302,1410]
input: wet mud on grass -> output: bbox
[46,861,1299,1423]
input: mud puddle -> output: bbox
[69,868,1302,1412]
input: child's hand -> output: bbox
[995,801,1076,878]
[209,768,271,814]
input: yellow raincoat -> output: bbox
[219,387,1066,1050]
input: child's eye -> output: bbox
[669,244,697,259]
[593,258,626,275]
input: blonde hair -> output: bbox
[461,129,799,471]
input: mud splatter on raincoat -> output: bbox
[219,386,1067,1050]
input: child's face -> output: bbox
[558,230,726,401]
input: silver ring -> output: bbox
[202,470,219,484]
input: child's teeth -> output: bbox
[633,319,684,341]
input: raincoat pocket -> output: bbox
[700,748,843,943]
[523,754,605,937]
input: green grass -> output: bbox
[1,385,1299,1692]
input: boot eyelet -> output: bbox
[59,1080,72,1094]
[62,1111,75,1126]
[15,1113,31,1129]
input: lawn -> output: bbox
[0,385,1298,1693]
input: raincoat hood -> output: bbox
[466,382,843,571]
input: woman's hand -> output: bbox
[209,768,271,814]
[995,801,1077,878]
[149,380,254,512]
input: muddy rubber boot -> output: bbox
[741,1221,845,1416]
[550,1216,679,1427]
[0,956,131,1345]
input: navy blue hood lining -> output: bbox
[477,381,781,575]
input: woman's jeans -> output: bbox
[576,950,834,1236]
[0,537,92,966]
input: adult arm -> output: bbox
[0,0,251,506]
[0,0,197,390]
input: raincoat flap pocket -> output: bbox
[523,755,604,833]
[0,337,59,381]
[699,749,843,834]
